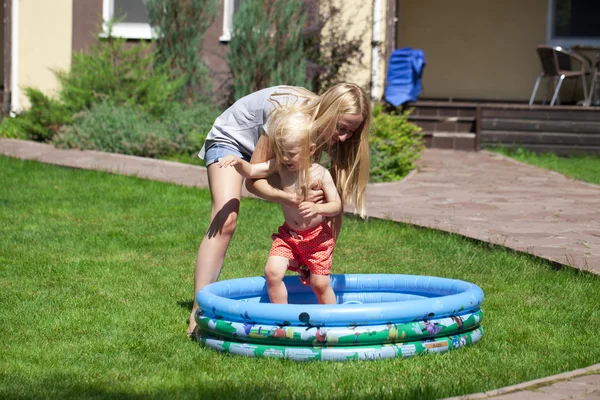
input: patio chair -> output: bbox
[586,52,600,106]
[529,45,588,106]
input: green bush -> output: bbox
[56,31,183,117]
[0,117,29,140]
[369,105,425,182]
[2,88,73,142]
[228,0,308,100]
[52,100,220,159]
[5,23,184,143]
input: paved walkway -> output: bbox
[369,149,600,273]
[1,138,599,399]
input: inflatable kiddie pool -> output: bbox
[195,274,484,361]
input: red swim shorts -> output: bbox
[268,221,335,276]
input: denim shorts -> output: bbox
[204,143,250,167]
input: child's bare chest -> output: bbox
[278,166,323,193]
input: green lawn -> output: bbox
[488,147,600,185]
[1,155,599,399]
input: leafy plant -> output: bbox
[52,100,220,159]
[55,21,183,117]
[369,104,425,182]
[228,0,308,100]
[4,88,73,142]
[146,0,218,104]
[0,116,29,140]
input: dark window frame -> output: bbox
[546,0,600,47]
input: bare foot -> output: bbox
[187,308,198,337]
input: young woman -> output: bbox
[187,82,371,336]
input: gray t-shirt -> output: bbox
[199,86,309,160]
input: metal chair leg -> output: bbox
[586,73,597,106]
[550,75,565,106]
[529,75,543,105]
[581,74,588,106]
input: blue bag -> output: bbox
[384,47,426,107]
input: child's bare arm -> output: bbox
[297,169,342,218]
[218,155,277,179]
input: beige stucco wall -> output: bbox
[335,0,383,97]
[0,3,4,85]
[18,0,73,110]
[397,0,547,101]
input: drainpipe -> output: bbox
[10,0,18,114]
[3,0,11,115]
[370,0,382,101]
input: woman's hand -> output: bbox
[306,179,324,204]
[290,180,324,206]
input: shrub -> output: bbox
[369,105,425,182]
[3,88,73,142]
[55,23,183,117]
[146,0,218,104]
[6,23,185,142]
[160,102,220,152]
[228,0,308,100]
[52,100,221,159]
[0,117,29,140]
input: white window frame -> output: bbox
[546,0,600,47]
[101,0,154,39]
[219,0,235,42]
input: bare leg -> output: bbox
[310,274,336,304]
[264,256,291,304]
[187,164,244,335]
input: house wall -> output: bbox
[333,0,375,95]
[396,0,547,101]
[72,0,102,53]
[201,1,231,104]
[71,0,230,106]
[0,2,4,87]
[67,0,381,107]
[19,0,73,109]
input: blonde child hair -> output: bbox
[267,107,316,201]
[269,83,371,218]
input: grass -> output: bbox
[488,147,600,185]
[1,155,599,399]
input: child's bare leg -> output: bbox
[310,274,336,304]
[264,256,291,304]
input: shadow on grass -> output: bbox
[1,372,447,400]
[177,300,194,311]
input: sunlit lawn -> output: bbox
[488,147,600,185]
[1,155,599,399]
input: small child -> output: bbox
[218,108,342,305]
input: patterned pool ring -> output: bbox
[195,308,483,346]
[196,326,484,361]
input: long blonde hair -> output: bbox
[267,83,371,217]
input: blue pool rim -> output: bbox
[197,274,484,326]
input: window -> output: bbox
[102,0,153,39]
[547,0,600,47]
[220,0,243,42]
